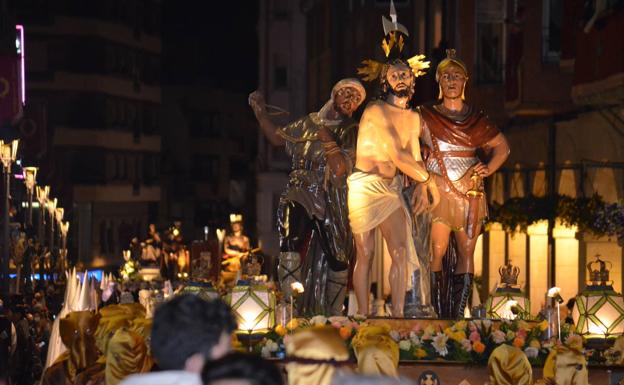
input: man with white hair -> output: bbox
[249,79,366,315]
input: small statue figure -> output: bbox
[222,214,251,275]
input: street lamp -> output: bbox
[0,139,19,302]
[58,221,69,272]
[22,166,37,226]
[46,197,57,254]
[36,185,49,245]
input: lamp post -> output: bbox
[22,166,37,227]
[46,197,57,278]
[36,185,49,246]
[0,139,19,302]
[58,221,69,273]
[55,207,63,245]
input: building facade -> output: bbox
[16,0,163,266]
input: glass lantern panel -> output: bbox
[237,297,265,331]
[594,301,620,331]
[586,295,605,313]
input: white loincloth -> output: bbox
[347,171,421,290]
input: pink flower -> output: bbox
[331,321,342,329]
[517,328,528,339]
[492,330,506,344]
[469,330,481,342]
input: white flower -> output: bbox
[261,345,272,358]
[328,316,348,325]
[409,331,421,346]
[460,339,472,352]
[492,330,506,344]
[310,315,328,326]
[524,347,539,358]
[389,330,401,342]
[267,340,279,352]
[291,282,305,294]
[432,333,449,357]
[398,340,412,351]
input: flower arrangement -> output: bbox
[253,316,598,366]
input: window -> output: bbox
[542,0,563,62]
[476,0,506,84]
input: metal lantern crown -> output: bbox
[226,281,275,333]
[572,255,624,340]
[485,263,530,320]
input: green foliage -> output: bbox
[489,195,623,243]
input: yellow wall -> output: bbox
[528,221,549,313]
[488,223,506,292]
[554,221,579,303]
[508,232,527,290]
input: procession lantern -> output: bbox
[36,185,49,206]
[46,197,57,217]
[485,263,530,320]
[22,166,38,192]
[0,140,19,170]
[55,207,64,224]
[225,281,276,334]
[180,282,219,301]
[572,255,624,345]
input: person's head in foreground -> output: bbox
[120,295,236,385]
[151,295,236,372]
[201,352,283,385]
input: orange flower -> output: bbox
[414,348,428,359]
[473,341,486,354]
[286,319,299,330]
[275,324,287,337]
[339,326,353,340]
[513,337,525,348]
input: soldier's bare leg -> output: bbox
[431,223,451,272]
[454,224,481,274]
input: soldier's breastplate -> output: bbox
[426,140,478,181]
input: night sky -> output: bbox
[162,0,259,91]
